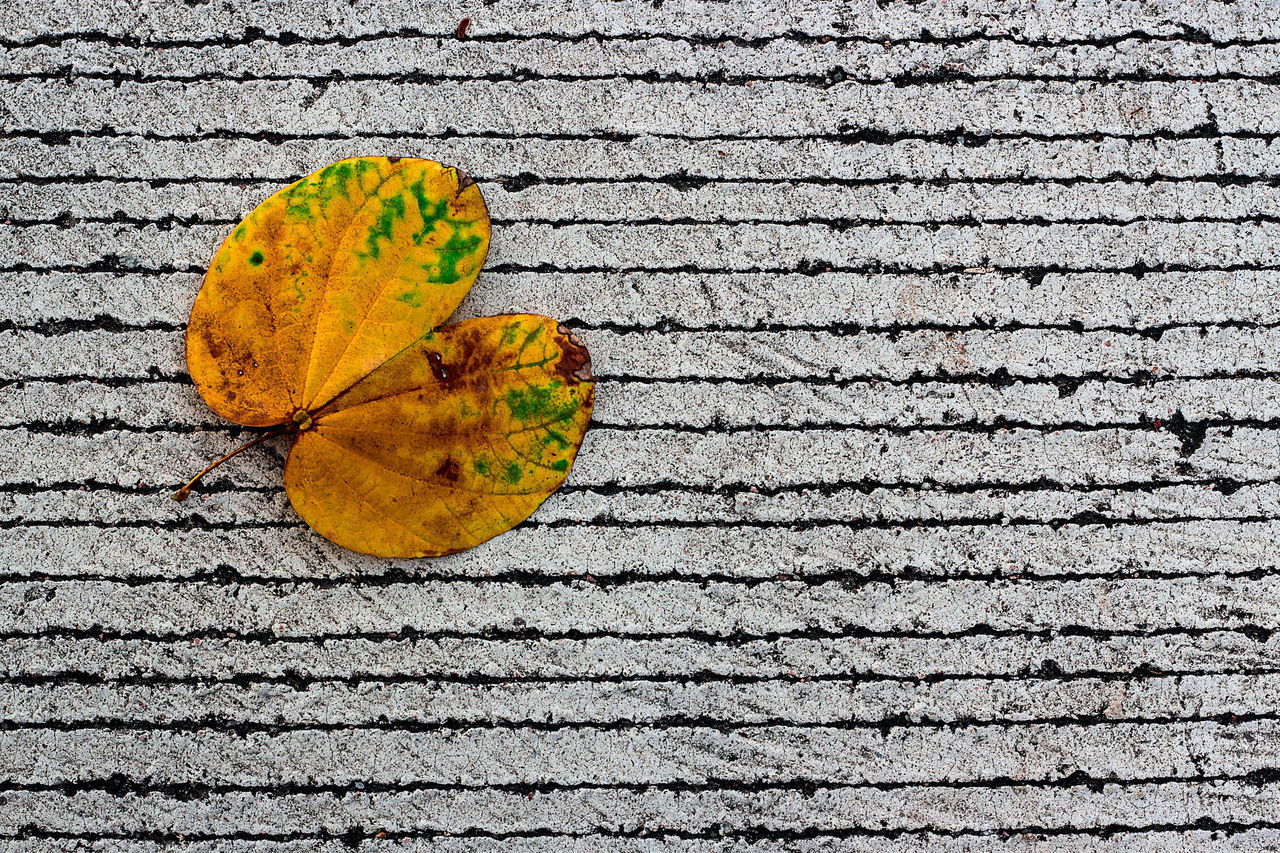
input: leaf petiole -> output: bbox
[172,425,293,502]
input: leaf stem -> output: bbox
[172,426,292,502]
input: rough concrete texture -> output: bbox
[2,0,1280,849]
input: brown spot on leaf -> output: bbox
[435,457,460,484]
[455,169,476,193]
[554,324,594,384]
[200,329,225,359]
[436,327,482,391]
[454,327,482,363]
[386,156,402,164]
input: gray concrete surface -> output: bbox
[2,0,1280,849]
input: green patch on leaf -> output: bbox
[408,179,450,245]
[365,194,407,259]
[506,386,578,425]
[395,286,424,307]
[428,228,483,284]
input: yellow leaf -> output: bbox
[178,157,594,557]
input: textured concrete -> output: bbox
[3,0,1280,849]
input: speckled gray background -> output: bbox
[3,1,1280,849]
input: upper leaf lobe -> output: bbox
[186,156,490,424]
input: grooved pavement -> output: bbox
[2,1,1280,850]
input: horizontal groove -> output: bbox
[425,262,1280,279]
[2,28,1277,50]
[0,374,195,386]
[0,562,1273,589]
[4,472,1269,503]
[21,420,1215,444]
[0,415,1256,441]
[12,513,1278,533]
[5,175,1279,191]
[0,625,1271,645]
[10,214,1280,233]
[532,474,1260,498]
[8,710,1280,734]
[2,769,1279,797]
[6,263,1280,280]
[9,70,1280,87]
[14,369,1280,391]
[0,563,1269,584]
[8,821,1280,844]
[0,318,185,335]
[608,369,1280,388]
[4,666,1272,688]
[2,412,1259,441]
[2,126,1274,146]
[6,317,1279,338]
[572,319,1280,336]
[0,565,1270,586]
[15,213,1280,229]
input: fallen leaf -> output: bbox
[177,156,594,557]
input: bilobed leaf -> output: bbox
[180,157,594,557]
